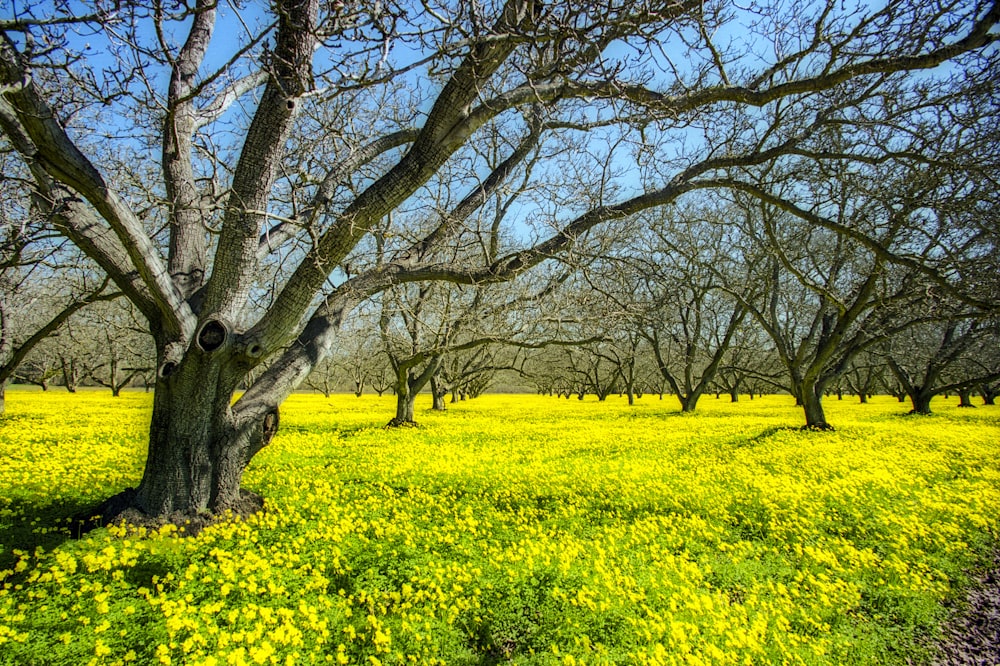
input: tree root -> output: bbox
[384,417,419,429]
[69,488,264,538]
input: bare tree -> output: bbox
[628,206,752,412]
[885,312,1000,414]
[0,163,117,410]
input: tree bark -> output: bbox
[392,388,417,425]
[909,391,934,415]
[430,374,447,411]
[132,364,273,520]
[680,393,701,412]
[798,382,833,430]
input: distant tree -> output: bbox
[0,174,116,411]
[72,300,154,397]
[884,313,1000,414]
[631,207,752,412]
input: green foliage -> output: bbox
[1,391,998,665]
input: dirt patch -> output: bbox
[932,551,1000,665]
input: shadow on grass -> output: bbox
[734,426,799,448]
[0,497,101,573]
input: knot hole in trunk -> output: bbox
[196,319,229,353]
[262,409,280,447]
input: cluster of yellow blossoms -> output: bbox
[1,390,997,665]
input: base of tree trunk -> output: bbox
[70,487,264,538]
[384,417,419,428]
[801,422,835,431]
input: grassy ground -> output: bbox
[1,390,998,665]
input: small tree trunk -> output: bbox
[61,358,78,393]
[0,380,6,417]
[430,375,447,411]
[958,389,975,408]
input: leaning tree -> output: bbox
[1,0,997,522]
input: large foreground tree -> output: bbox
[1,0,997,522]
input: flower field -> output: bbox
[1,390,998,666]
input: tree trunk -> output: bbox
[909,390,933,415]
[680,394,700,412]
[62,358,78,393]
[958,389,975,407]
[85,338,280,530]
[127,380,268,525]
[430,375,447,411]
[0,380,6,417]
[800,383,833,430]
[858,393,868,404]
[393,389,416,424]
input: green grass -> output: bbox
[1,390,998,665]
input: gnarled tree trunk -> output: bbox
[97,329,281,527]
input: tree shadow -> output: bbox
[735,426,799,448]
[0,497,98,572]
